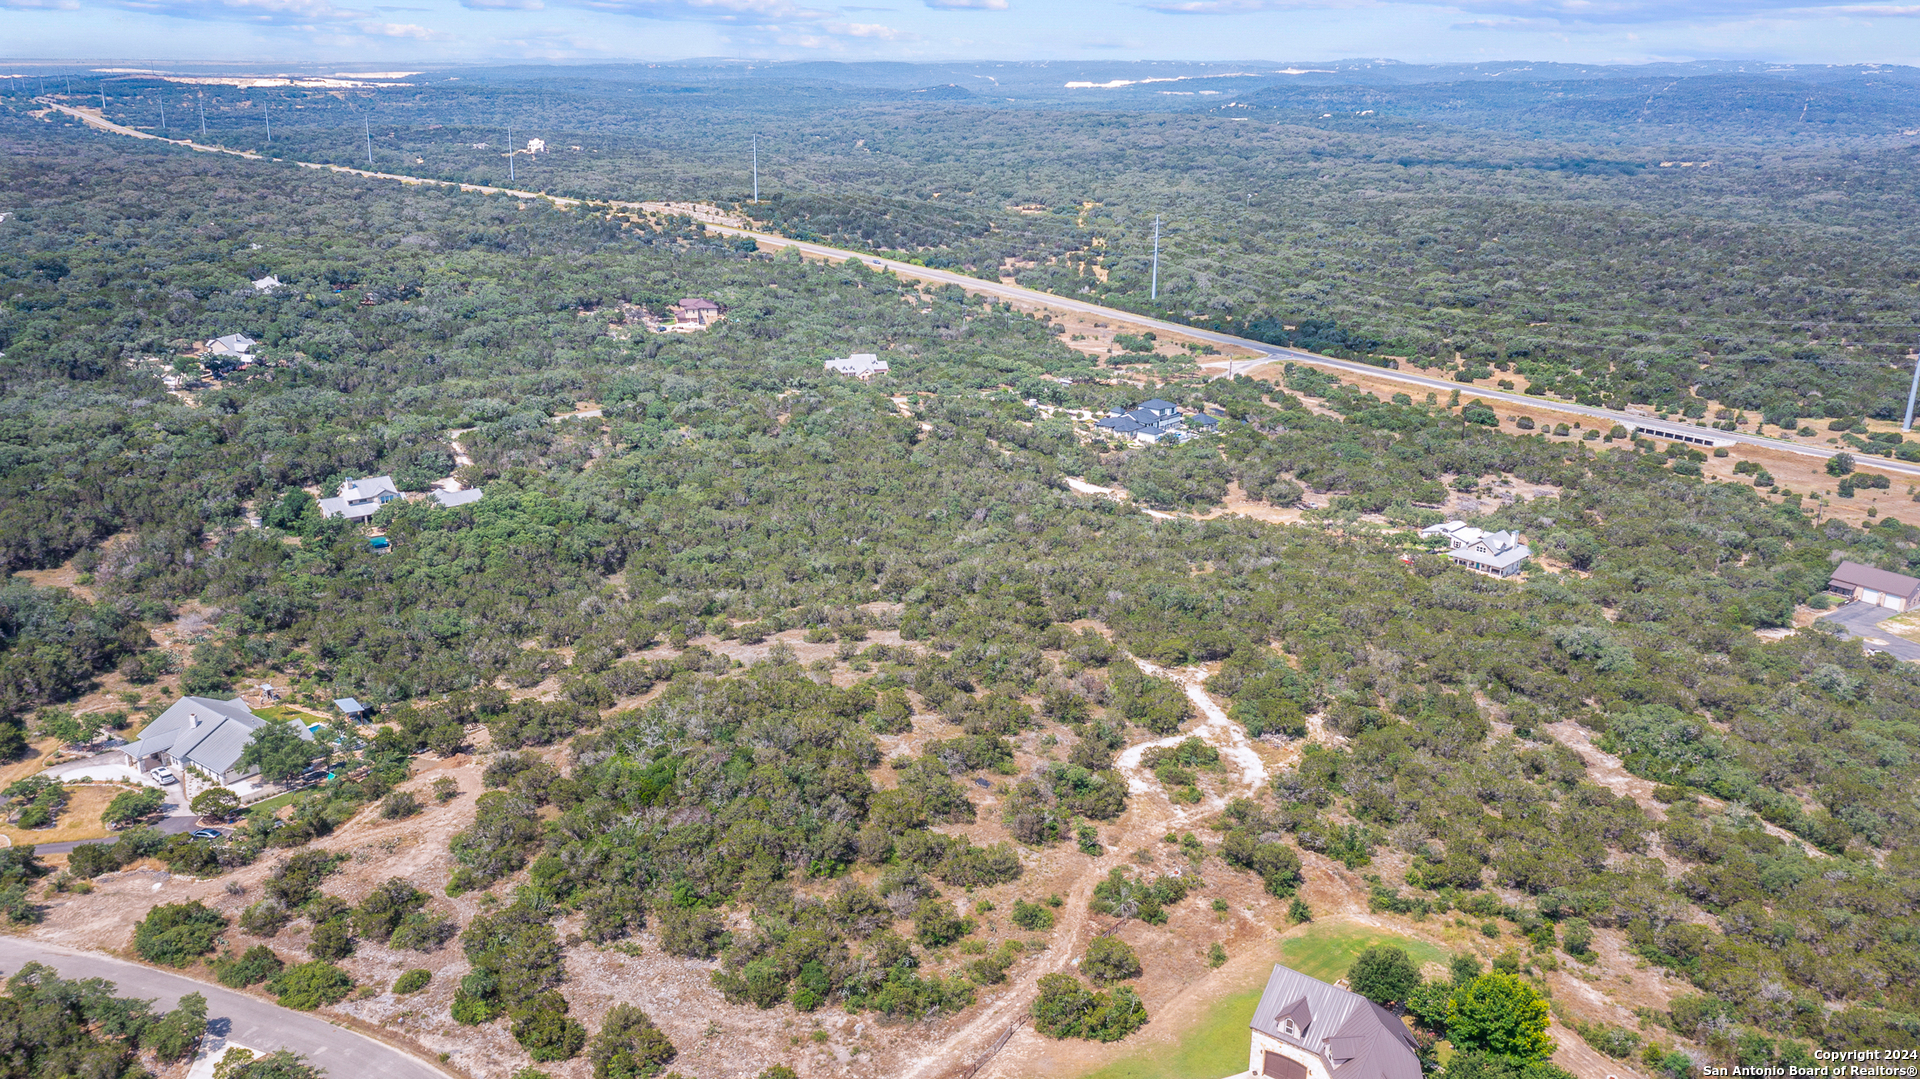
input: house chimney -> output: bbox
[189,714,200,728]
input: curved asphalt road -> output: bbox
[0,938,451,1079]
[40,95,1920,483]
[29,812,200,855]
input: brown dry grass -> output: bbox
[0,784,131,847]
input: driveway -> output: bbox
[1822,601,1920,662]
[0,939,450,1079]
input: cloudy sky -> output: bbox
[6,0,1920,66]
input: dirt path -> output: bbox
[1545,720,1823,859]
[1118,661,1268,803]
[902,656,1274,1079]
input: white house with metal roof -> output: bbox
[120,696,315,787]
[207,333,257,359]
[1238,964,1422,1079]
[317,476,402,521]
[824,353,891,380]
[1419,520,1531,578]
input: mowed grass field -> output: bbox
[1079,922,1448,1079]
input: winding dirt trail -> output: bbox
[901,657,1268,1079]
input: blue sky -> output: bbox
[7,0,1920,65]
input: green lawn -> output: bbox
[1078,922,1451,1079]
[1276,923,1449,983]
[245,788,313,813]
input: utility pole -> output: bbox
[508,124,514,183]
[158,96,166,134]
[1150,214,1160,302]
[264,106,270,144]
[199,95,206,137]
[752,134,759,202]
[1904,341,1920,432]
[100,87,107,113]
[365,116,373,166]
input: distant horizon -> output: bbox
[5,55,1920,73]
[5,0,1920,70]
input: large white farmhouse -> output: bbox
[1419,520,1531,578]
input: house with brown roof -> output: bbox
[1241,964,1422,1079]
[670,297,722,327]
[1828,560,1920,613]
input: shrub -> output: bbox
[656,906,725,958]
[1208,942,1227,968]
[353,877,429,940]
[267,961,354,1010]
[238,899,291,937]
[394,969,432,995]
[912,898,974,948]
[1082,936,1142,984]
[1441,1051,1578,1079]
[1089,866,1191,925]
[1561,918,1594,957]
[587,1003,677,1079]
[512,990,587,1062]
[968,942,1022,986]
[306,917,355,961]
[142,991,208,1062]
[381,790,421,819]
[1010,899,1056,932]
[1349,944,1421,1006]
[390,910,459,952]
[214,945,284,988]
[1031,973,1148,1042]
[133,900,229,966]
[218,1049,327,1078]
[1449,972,1554,1060]
[265,850,344,909]
[101,787,166,828]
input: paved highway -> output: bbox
[0,938,452,1079]
[702,224,1920,482]
[41,96,1920,482]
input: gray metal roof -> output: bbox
[432,488,484,508]
[335,698,366,713]
[1830,560,1920,597]
[126,697,314,776]
[1250,965,1422,1079]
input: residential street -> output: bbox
[0,939,451,1079]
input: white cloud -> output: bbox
[107,0,370,22]
[359,17,449,32]
[569,0,830,20]
[826,16,914,31]
[460,0,545,9]
[923,0,1008,10]
[1144,0,1367,11]
[1424,0,1920,22]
